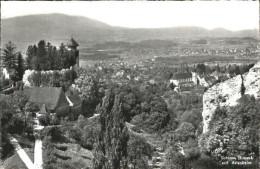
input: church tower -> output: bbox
[67,38,79,72]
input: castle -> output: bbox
[67,38,80,72]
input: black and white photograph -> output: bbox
[0,1,259,169]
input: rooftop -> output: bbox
[28,87,69,111]
[172,72,192,80]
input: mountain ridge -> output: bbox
[1,13,259,51]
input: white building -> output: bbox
[170,72,197,86]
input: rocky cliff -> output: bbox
[202,61,260,133]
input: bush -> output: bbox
[174,122,195,142]
[54,153,71,160]
[1,79,10,88]
[48,127,67,143]
[25,102,40,113]
[38,114,51,126]
[55,145,67,151]
[165,146,185,169]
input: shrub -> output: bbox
[25,102,40,113]
[48,127,67,143]
[38,114,51,126]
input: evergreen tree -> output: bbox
[46,42,54,70]
[15,52,24,81]
[165,146,185,169]
[93,90,129,169]
[240,74,245,96]
[186,64,189,72]
[37,40,47,70]
[52,47,60,70]
[216,64,220,73]
[196,64,206,75]
[25,40,78,70]
[59,43,66,69]
[26,45,33,69]
[31,45,39,70]
[3,41,17,73]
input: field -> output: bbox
[78,37,259,67]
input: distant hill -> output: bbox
[1,13,259,52]
[2,13,114,48]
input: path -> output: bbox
[88,113,100,119]
[9,136,35,169]
[9,112,44,169]
[33,113,44,169]
[125,122,166,168]
[34,139,43,169]
[9,112,100,169]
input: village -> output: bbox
[1,1,259,167]
[0,37,256,117]
[0,35,258,168]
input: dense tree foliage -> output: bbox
[196,64,206,75]
[93,89,129,169]
[131,93,170,133]
[0,91,33,160]
[15,52,24,81]
[127,135,152,169]
[199,95,259,166]
[27,69,77,91]
[3,41,17,73]
[2,41,25,82]
[165,145,185,169]
[26,40,77,71]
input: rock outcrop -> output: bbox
[202,61,260,133]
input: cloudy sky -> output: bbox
[1,1,259,31]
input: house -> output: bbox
[198,76,217,87]
[197,77,209,87]
[1,67,9,79]
[39,104,49,115]
[210,70,227,80]
[67,94,82,120]
[170,72,197,86]
[204,76,218,86]
[67,94,81,107]
[28,87,70,116]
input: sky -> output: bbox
[1,1,259,31]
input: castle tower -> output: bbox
[67,38,79,72]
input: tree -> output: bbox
[46,42,54,70]
[127,135,150,169]
[180,110,202,129]
[165,146,185,169]
[200,95,259,163]
[59,43,68,69]
[169,83,176,90]
[216,64,220,73]
[30,45,39,70]
[25,46,32,69]
[3,41,17,75]
[52,47,60,70]
[174,122,195,142]
[37,40,47,70]
[15,52,24,81]
[240,74,245,96]
[196,64,206,75]
[25,40,79,71]
[93,90,129,169]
